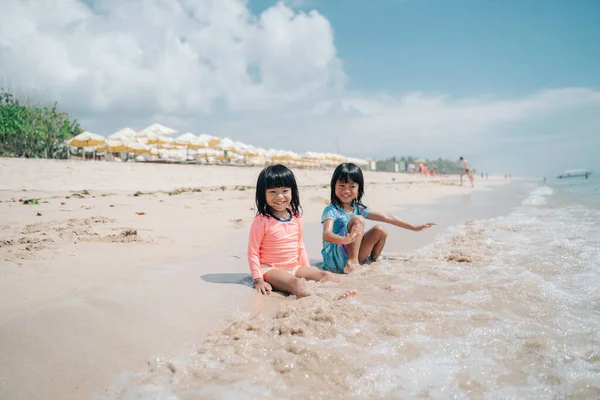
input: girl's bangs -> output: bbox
[264,170,294,189]
[337,170,361,184]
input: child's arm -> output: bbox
[322,218,361,244]
[248,217,271,294]
[297,217,311,267]
[247,218,264,279]
[365,211,437,231]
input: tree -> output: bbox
[0,87,82,158]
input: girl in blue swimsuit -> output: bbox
[321,163,437,274]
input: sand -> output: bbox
[0,158,509,400]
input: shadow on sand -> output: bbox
[201,259,325,289]
[201,273,295,297]
[201,273,254,288]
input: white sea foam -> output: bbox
[521,185,554,206]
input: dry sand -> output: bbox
[0,158,508,400]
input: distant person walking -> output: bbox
[459,157,474,187]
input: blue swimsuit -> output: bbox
[320,203,370,273]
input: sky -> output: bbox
[0,0,599,176]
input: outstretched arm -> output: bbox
[365,210,437,231]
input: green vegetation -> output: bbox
[376,156,470,174]
[0,86,82,159]
[21,199,39,205]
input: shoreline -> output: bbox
[0,158,519,400]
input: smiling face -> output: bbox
[330,163,365,209]
[265,187,292,215]
[335,179,359,208]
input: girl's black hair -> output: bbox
[330,162,366,208]
[255,164,302,217]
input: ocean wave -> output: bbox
[521,186,554,206]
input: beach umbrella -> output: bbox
[272,150,301,166]
[186,140,205,149]
[158,136,174,145]
[105,140,128,153]
[136,123,177,138]
[108,127,137,141]
[67,131,106,148]
[144,135,159,145]
[237,144,263,164]
[186,140,206,150]
[174,133,197,158]
[207,136,221,148]
[186,134,212,149]
[240,146,266,165]
[196,134,214,142]
[195,148,220,162]
[127,142,151,154]
[162,148,187,160]
[214,137,236,150]
[236,144,257,155]
[300,151,320,165]
[327,153,345,162]
[212,137,236,161]
[174,132,197,145]
[144,134,175,150]
[156,136,175,147]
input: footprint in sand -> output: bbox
[445,252,472,263]
[230,218,244,229]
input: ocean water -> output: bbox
[96,177,600,400]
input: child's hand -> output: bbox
[254,278,272,295]
[345,225,361,244]
[413,222,438,231]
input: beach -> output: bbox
[4,158,597,400]
[2,0,598,397]
[0,157,500,399]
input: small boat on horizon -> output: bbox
[557,169,593,179]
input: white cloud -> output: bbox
[0,0,343,114]
[0,0,598,176]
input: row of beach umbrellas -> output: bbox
[66,123,370,167]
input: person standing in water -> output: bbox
[459,157,475,187]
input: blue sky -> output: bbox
[1,0,599,176]
[250,0,600,95]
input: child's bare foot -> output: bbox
[343,261,360,274]
[335,289,357,300]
